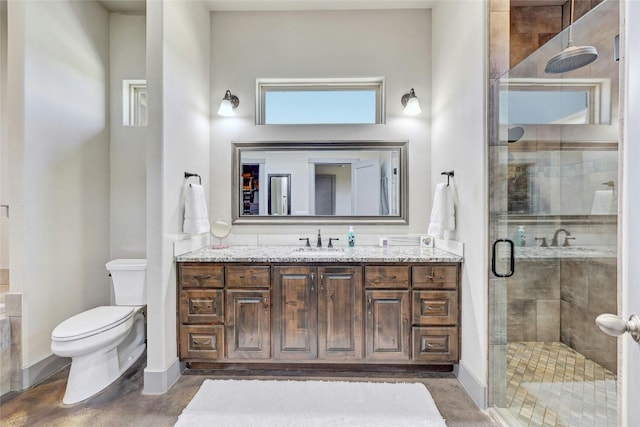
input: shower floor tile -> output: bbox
[506,342,617,427]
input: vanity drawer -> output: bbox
[412,327,458,363]
[412,265,458,289]
[412,290,458,325]
[225,265,270,288]
[179,264,224,289]
[180,290,224,324]
[365,266,410,289]
[180,325,224,360]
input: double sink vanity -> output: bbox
[175,245,463,371]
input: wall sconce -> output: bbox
[217,90,239,117]
[401,88,421,116]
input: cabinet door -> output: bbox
[225,290,271,359]
[365,290,410,360]
[272,266,318,360]
[318,266,363,360]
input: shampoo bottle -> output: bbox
[347,226,356,248]
[517,226,526,247]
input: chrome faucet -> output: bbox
[550,228,571,247]
[316,229,322,248]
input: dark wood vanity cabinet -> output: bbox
[411,265,459,362]
[272,266,363,361]
[364,266,411,361]
[177,261,460,366]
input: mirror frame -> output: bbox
[232,140,408,225]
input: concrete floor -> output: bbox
[0,355,498,427]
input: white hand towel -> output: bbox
[183,184,210,234]
[427,183,455,239]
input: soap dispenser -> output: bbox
[517,226,526,247]
[347,226,356,248]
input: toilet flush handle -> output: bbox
[596,313,640,343]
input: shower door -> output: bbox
[489,1,620,425]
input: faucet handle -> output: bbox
[563,237,576,247]
[534,237,548,247]
[299,237,311,247]
[328,238,339,248]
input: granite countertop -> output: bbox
[515,245,616,259]
[175,245,463,263]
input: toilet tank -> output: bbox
[106,259,147,306]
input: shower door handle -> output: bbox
[492,239,515,278]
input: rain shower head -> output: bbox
[544,0,598,74]
[545,44,598,74]
[508,127,525,143]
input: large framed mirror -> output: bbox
[232,141,408,224]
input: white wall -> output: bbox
[7,0,110,371]
[431,0,488,407]
[209,9,432,235]
[109,14,146,259]
[145,0,211,393]
[1,8,8,273]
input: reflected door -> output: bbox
[352,160,380,215]
[315,174,336,215]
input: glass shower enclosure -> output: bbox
[489,1,620,425]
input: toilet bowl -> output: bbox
[51,259,147,405]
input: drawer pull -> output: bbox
[367,296,373,314]
[424,342,445,349]
[263,297,269,313]
[238,274,258,279]
[310,273,315,291]
[425,275,444,281]
[192,339,211,346]
[193,303,212,309]
[193,274,212,281]
[424,305,444,312]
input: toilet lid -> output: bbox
[52,306,134,341]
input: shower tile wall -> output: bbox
[560,258,617,371]
[507,251,617,372]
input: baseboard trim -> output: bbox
[143,357,185,394]
[454,361,488,409]
[22,354,70,390]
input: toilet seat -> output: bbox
[52,306,134,342]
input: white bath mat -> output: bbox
[175,379,447,427]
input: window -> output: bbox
[499,78,610,125]
[257,78,384,125]
[123,79,147,126]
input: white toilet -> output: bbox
[51,259,147,404]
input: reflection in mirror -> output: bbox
[499,78,611,125]
[268,174,291,215]
[232,141,407,224]
[507,146,617,215]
